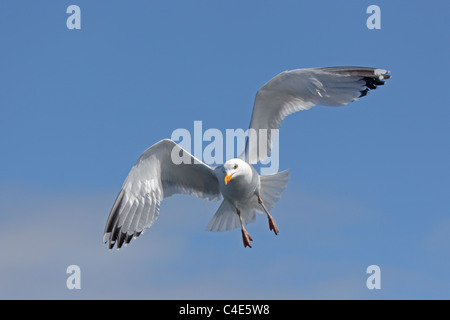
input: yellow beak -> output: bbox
[224,174,233,185]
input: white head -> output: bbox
[221,158,251,185]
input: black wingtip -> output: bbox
[358,70,391,98]
[108,240,115,250]
[105,230,143,250]
[103,226,144,250]
[359,88,369,98]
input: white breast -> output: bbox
[215,161,259,203]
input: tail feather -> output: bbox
[206,200,242,232]
[258,168,291,211]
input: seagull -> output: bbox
[103,66,390,249]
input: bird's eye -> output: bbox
[233,164,238,170]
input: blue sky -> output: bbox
[0,0,449,299]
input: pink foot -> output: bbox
[241,229,253,248]
[268,216,279,235]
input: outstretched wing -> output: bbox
[103,139,221,249]
[241,66,391,163]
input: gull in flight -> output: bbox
[103,66,390,249]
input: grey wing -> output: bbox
[103,139,222,249]
[241,66,391,163]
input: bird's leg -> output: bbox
[236,208,253,248]
[258,197,279,235]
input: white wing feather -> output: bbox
[242,67,390,163]
[103,139,221,249]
